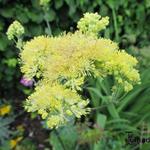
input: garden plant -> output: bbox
[0,0,150,150]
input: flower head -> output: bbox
[77,12,109,37]
[6,21,24,40]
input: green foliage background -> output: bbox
[0,0,150,98]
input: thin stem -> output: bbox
[46,19,52,36]
[43,7,52,36]
[112,8,119,42]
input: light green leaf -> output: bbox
[96,113,107,129]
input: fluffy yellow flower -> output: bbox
[0,105,11,116]
[18,13,140,128]
[20,36,51,79]
[25,82,89,128]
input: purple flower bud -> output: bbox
[20,77,34,87]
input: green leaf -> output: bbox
[87,87,101,107]
[0,35,9,51]
[27,25,43,36]
[0,117,15,143]
[96,113,107,129]
[141,144,150,150]
[44,9,56,22]
[0,8,14,18]
[16,11,29,23]
[117,83,150,112]
[27,11,43,23]
[50,125,78,150]
[31,0,40,9]
[65,0,76,16]
[79,128,102,144]
[54,0,64,9]
[130,89,150,113]
[0,21,4,31]
[106,0,124,9]
[15,138,37,150]
[4,58,18,68]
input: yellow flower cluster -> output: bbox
[6,21,24,40]
[20,36,50,79]
[77,12,109,37]
[25,81,89,128]
[13,13,140,128]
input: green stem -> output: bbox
[16,38,23,50]
[46,19,52,35]
[112,8,119,42]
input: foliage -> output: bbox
[131,46,150,69]
[0,100,23,150]
[48,67,150,150]
[0,100,13,145]
[50,124,78,150]
[86,68,150,149]
[15,139,37,150]
[0,117,14,145]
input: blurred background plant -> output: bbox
[0,0,150,149]
[0,99,23,150]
